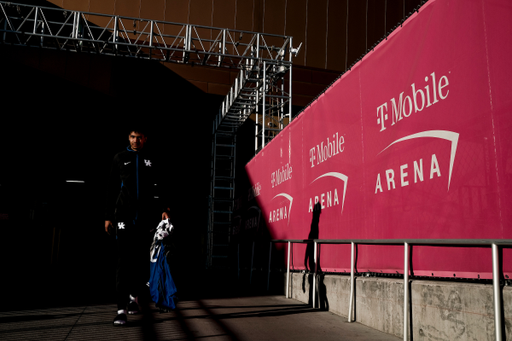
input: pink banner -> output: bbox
[244,0,512,279]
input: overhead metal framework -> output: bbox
[0,1,299,138]
[0,2,296,67]
[0,1,300,268]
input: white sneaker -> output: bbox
[113,310,127,326]
[127,296,139,315]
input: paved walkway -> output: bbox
[0,295,400,341]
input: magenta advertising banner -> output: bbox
[245,0,512,279]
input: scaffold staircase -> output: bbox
[0,0,299,269]
[208,130,236,268]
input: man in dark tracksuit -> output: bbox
[105,129,170,326]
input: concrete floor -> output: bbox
[0,295,400,341]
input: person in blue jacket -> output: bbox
[104,127,170,326]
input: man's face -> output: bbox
[129,132,147,151]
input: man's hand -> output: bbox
[162,211,170,221]
[105,220,113,235]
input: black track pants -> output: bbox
[115,220,152,310]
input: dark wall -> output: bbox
[0,44,222,307]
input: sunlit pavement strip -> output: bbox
[0,296,400,341]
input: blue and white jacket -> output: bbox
[148,219,177,310]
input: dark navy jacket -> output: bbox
[105,146,167,225]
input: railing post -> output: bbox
[403,242,410,341]
[348,242,355,322]
[492,243,503,341]
[286,241,291,298]
[250,241,255,285]
[237,242,240,281]
[312,240,318,308]
[267,241,272,291]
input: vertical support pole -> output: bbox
[218,28,226,66]
[148,20,154,59]
[267,242,272,291]
[73,11,79,39]
[217,29,221,66]
[50,226,57,264]
[250,241,255,285]
[237,242,240,281]
[237,71,243,124]
[184,24,191,63]
[262,61,266,148]
[186,25,191,50]
[492,243,503,341]
[34,7,44,46]
[256,33,260,59]
[149,21,154,47]
[235,77,239,98]
[287,64,292,125]
[279,69,284,130]
[40,16,45,46]
[348,242,355,322]
[207,132,217,269]
[286,241,291,298]
[255,87,259,152]
[222,29,226,53]
[312,240,318,308]
[288,37,293,125]
[403,242,410,341]
[33,7,39,34]
[255,35,261,150]
[113,15,119,51]
[253,57,259,151]
[229,132,235,244]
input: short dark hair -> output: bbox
[127,125,148,137]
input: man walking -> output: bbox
[105,128,170,326]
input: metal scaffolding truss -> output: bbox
[213,58,296,150]
[208,58,295,268]
[0,1,296,69]
[0,1,298,139]
[0,0,298,148]
[0,1,300,269]
[209,51,298,268]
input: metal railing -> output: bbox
[265,239,512,341]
